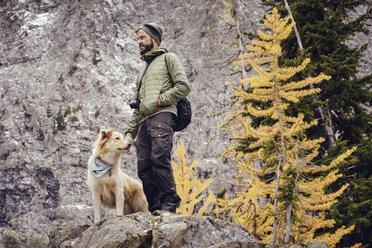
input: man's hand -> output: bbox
[124,133,134,155]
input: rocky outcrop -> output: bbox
[72,213,258,248]
[0,212,329,248]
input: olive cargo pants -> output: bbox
[136,112,181,213]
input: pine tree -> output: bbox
[261,1,372,246]
[171,139,215,216]
[217,8,356,246]
[262,0,372,150]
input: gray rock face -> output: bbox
[0,0,266,237]
[0,0,370,242]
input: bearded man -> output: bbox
[124,22,191,215]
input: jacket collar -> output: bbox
[142,44,168,63]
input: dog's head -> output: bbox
[93,129,129,154]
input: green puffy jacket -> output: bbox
[126,45,191,138]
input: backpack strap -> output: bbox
[136,59,153,98]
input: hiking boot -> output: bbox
[152,209,174,216]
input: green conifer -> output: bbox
[261,0,372,246]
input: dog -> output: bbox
[87,129,149,223]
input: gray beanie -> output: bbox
[139,22,164,45]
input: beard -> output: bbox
[140,40,154,55]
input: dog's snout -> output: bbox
[116,140,129,151]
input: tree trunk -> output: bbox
[272,70,287,244]
[284,143,300,243]
[272,151,281,244]
[284,203,293,243]
[283,0,336,149]
[283,0,303,50]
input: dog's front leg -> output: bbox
[92,190,102,223]
[115,184,124,216]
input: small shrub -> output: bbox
[64,106,71,117]
[58,74,64,84]
[54,110,66,132]
[73,51,80,60]
[80,37,87,49]
[92,50,101,65]
[187,148,195,156]
[94,110,100,118]
[73,103,82,113]
[68,64,78,76]
[46,105,52,117]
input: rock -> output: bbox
[0,213,329,248]
[150,213,257,248]
[0,229,48,248]
[0,231,23,248]
[48,224,90,248]
[75,215,151,248]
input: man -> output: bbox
[124,22,191,215]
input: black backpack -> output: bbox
[165,54,192,132]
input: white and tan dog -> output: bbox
[87,129,149,223]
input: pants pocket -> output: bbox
[149,120,173,159]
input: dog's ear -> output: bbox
[100,130,108,140]
[101,129,113,140]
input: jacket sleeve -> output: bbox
[126,74,141,138]
[126,108,140,138]
[159,53,191,106]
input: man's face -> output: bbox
[136,29,154,55]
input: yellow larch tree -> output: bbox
[171,139,215,216]
[217,8,356,246]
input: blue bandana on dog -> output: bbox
[89,156,113,177]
